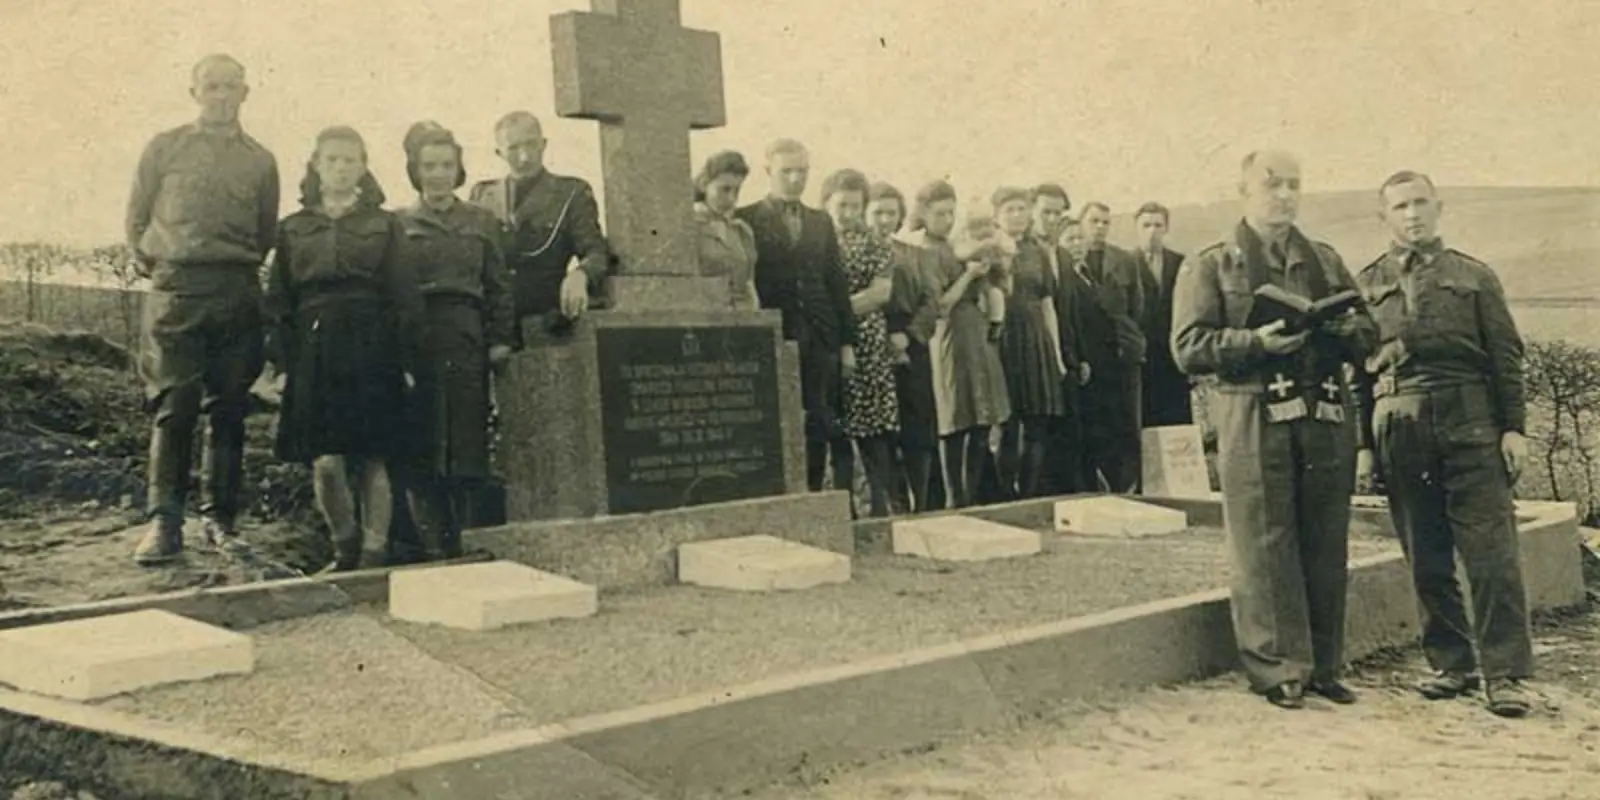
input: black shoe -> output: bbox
[1264,680,1305,709]
[1307,679,1358,705]
[1417,671,1481,700]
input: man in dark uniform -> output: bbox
[1134,201,1193,428]
[126,54,280,565]
[1354,170,1536,717]
[1171,149,1377,709]
[1078,201,1146,492]
[468,110,612,342]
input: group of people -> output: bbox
[692,140,1194,519]
[124,54,1537,719]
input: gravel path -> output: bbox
[89,527,1406,763]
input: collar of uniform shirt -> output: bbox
[185,120,244,139]
[1392,237,1445,271]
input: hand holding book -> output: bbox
[1246,285,1364,337]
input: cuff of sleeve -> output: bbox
[576,254,609,284]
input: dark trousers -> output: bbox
[1374,385,1534,680]
[138,283,265,527]
[1042,379,1088,495]
[800,339,854,510]
[1081,363,1143,493]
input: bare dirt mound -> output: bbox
[0,321,146,513]
[0,318,327,609]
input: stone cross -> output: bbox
[550,0,726,283]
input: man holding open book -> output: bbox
[1170,149,1378,710]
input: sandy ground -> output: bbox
[755,607,1600,800]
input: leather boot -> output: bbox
[199,413,246,551]
[132,515,185,566]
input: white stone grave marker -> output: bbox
[389,561,598,632]
[677,535,850,591]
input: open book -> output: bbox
[1245,285,1363,335]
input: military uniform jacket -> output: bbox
[1170,222,1376,424]
[468,170,612,321]
[395,199,516,349]
[1353,241,1526,446]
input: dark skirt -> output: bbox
[1000,300,1066,418]
[275,289,406,464]
[894,340,939,453]
[401,295,492,482]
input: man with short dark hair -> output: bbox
[1354,170,1536,717]
[1171,149,1377,709]
[126,54,280,565]
[1134,201,1192,427]
[736,139,858,498]
[468,111,613,342]
[1078,200,1146,492]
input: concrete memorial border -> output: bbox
[0,492,1583,799]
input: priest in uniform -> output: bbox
[1170,149,1378,710]
[469,110,614,342]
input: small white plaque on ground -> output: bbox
[389,561,598,631]
[0,609,253,701]
[892,516,1042,561]
[677,535,851,591]
[1141,424,1212,498]
[1055,496,1188,538]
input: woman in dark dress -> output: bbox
[393,122,515,561]
[992,186,1068,498]
[821,169,903,517]
[265,125,423,572]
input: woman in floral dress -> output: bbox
[821,169,903,517]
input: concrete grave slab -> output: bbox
[892,515,1042,561]
[677,534,850,591]
[1056,496,1189,538]
[0,609,251,701]
[388,561,598,632]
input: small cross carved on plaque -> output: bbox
[1321,377,1341,399]
[550,0,727,278]
[1268,373,1295,399]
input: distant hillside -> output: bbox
[1111,186,1600,301]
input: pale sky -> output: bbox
[2,0,1596,247]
